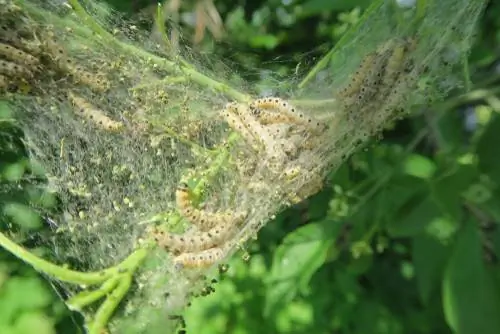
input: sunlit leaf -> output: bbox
[264,219,337,316]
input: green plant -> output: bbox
[0,0,489,333]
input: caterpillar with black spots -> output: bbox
[0,42,40,68]
[175,182,247,231]
[173,246,226,269]
[0,59,33,79]
[250,97,325,133]
[68,91,123,131]
[151,217,239,254]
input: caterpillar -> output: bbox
[0,42,40,68]
[220,102,260,150]
[336,48,388,110]
[379,38,417,99]
[175,182,247,231]
[43,37,109,92]
[152,217,238,254]
[67,92,123,131]
[250,97,324,132]
[0,59,33,79]
[173,246,226,269]
[224,102,281,159]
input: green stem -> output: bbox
[0,231,110,284]
[0,230,150,285]
[67,276,120,311]
[87,274,133,334]
[192,132,239,198]
[155,2,173,54]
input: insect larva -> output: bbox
[43,38,109,92]
[67,92,123,131]
[236,104,285,158]
[226,102,282,159]
[173,247,226,269]
[252,97,324,131]
[221,103,260,149]
[176,182,246,231]
[337,52,377,100]
[381,38,417,94]
[68,66,109,92]
[0,42,40,68]
[152,218,238,254]
[0,59,33,79]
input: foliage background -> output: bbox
[1,0,500,333]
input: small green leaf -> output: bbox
[442,219,500,334]
[2,160,27,182]
[403,154,436,179]
[2,203,42,230]
[264,220,336,316]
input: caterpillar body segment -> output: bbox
[379,38,418,99]
[0,59,33,79]
[251,97,325,133]
[68,92,123,131]
[173,247,226,269]
[0,42,40,68]
[220,102,260,150]
[175,182,247,231]
[152,218,239,254]
[43,37,109,92]
[226,102,287,163]
[337,52,378,104]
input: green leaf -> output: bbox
[13,311,55,334]
[0,276,53,324]
[477,115,500,185]
[412,234,451,305]
[2,203,42,230]
[442,219,500,334]
[264,220,336,317]
[1,160,27,182]
[403,154,437,179]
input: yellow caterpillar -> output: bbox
[0,42,40,68]
[0,59,33,79]
[173,246,226,269]
[250,97,324,132]
[67,92,123,131]
[175,182,246,231]
[151,218,238,254]
[43,37,109,92]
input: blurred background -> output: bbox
[1,0,500,333]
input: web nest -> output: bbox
[0,0,486,332]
